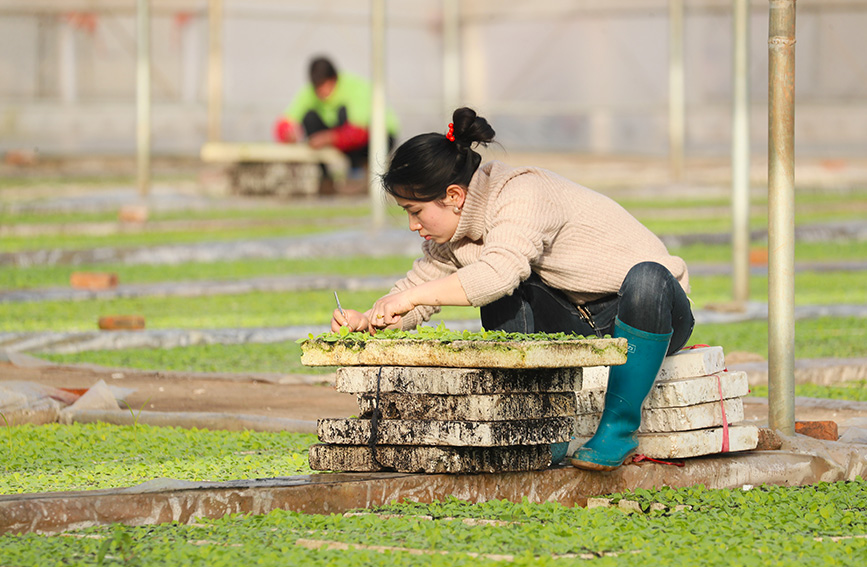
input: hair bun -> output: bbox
[381,107,495,202]
[450,107,495,148]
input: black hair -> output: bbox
[382,107,496,202]
[309,56,338,88]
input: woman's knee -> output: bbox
[619,262,674,307]
[616,261,685,333]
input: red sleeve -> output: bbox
[332,122,369,152]
[273,118,294,143]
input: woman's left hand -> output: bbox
[369,291,415,329]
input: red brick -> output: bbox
[4,150,38,166]
[754,428,783,451]
[70,272,118,290]
[118,204,149,223]
[749,247,768,266]
[795,421,838,441]
[98,315,145,331]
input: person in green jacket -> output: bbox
[274,56,399,169]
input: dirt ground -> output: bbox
[0,361,358,423]
[3,360,865,436]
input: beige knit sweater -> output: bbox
[391,161,690,330]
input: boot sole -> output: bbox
[569,451,635,472]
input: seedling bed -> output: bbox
[300,328,627,368]
[2,481,867,566]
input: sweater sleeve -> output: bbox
[456,177,565,306]
[389,243,459,330]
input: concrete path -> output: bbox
[0,182,225,215]
[0,228,421,268]
[0,274,401,304]
[2,221,865,267]
[0,325,327,355]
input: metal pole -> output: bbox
[207,0,223,142]
[767,0,796,435]
[668,0,685,181]
[180,11,199,104]
[59,17,78,104]
[442,0,461,118]
[732,0,751,303]
[136,0,151,198]
[369,0,388,229]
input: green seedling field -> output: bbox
[0,423,316,495]
[4,241,867,291]
[2,138,867,567]
[1,481,865,566]
[1,273,864,334]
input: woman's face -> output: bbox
[395,194,461,244]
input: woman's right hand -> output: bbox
[331,308,371,333]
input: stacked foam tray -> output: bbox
[301,337,627,474]
[309,366,587,473]
[571,346,760,459]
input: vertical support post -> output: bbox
[442,0,461,118]
[767,0,796,435]
[587,24,613,154]
[369,0,388,229]
[136,0,151,199]
[668,0,685,181]
[180,13,199,105]
[59,16,78,104]
[732,0,751,303]
[207,0,223,143]
[463,13,487,110]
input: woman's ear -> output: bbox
[445,184,466,210]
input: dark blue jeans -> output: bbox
[480,262,694,355]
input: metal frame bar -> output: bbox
[767,0,797,435]
[136,0,150,198]
[731,0,751,304]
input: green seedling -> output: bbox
[1,412,10,472]
[299,321,603,345]
[750,380,867,402]
[97,525,135,566]
[0,423,317,495]
[2,478,867,566]
[120,397,151,450]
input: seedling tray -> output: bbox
[300,336,627,369]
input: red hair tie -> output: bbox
[446,123,455,142]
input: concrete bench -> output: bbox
[200,142,350,197]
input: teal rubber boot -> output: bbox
[570,318,672,471]
[549,441,570,466]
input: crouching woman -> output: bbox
[332,107,694,470]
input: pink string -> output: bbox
[716,373,730,453]
[632,454,685,467]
